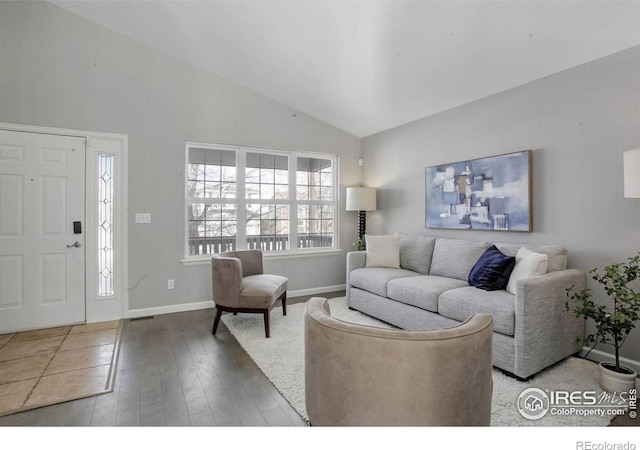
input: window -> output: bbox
[296,157,335,248]
[187,147,238,255]
[98,154,114,296]
[185,142,337,258]
[246,152,290,251]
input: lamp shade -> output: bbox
[346,187,376,211]
[624,149,640,198]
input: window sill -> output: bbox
[181,248,344,266]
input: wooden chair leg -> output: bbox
[212,307,223,335]
[282,292,287,316]
[264,310,270,338]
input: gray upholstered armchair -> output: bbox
[211,250,288,338]
[304,297,493,426]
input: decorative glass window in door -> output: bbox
[98,154,114,296]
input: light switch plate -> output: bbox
[135,213,151,224]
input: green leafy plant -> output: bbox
[354,237,366,251]
[565,253,640,373]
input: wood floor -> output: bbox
[0,289,636,427]
[0,293,342,427]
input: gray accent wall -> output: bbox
[0,2,361,311]
[362,46,640,363]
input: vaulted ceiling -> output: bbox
[51,1,640,138]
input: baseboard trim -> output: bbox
[127,300,215,319]
[125,284,346,319]
[288,284,346,298]
[580,347,640,374]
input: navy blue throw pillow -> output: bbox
[468,245,516,291]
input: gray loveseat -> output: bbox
[346,235,586,380]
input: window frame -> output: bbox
[183,141,340,263]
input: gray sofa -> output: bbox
[346,235,586,380]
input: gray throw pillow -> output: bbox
[397,233,436,275]
[430,238,491,281]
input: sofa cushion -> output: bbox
[350,267,419,298]
[397,233,436,275]
[494,243,567,272]
[438,286,516,336]
[468,245,516,291]
[365,235,401,268]
[506,247,548,295]
[387,275,469,313]
[430,238,491,281]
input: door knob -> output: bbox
[66,241,82,248]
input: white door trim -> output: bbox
[0,122,128,323]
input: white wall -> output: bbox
[0,1,362,313]
[362,46,640,363]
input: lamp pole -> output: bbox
[357,210,367,240]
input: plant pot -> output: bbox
[599,362,638,393]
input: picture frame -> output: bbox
[425,150,532,231]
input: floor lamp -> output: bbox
[346,187,377,247]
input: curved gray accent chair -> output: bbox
[211,250,288,338]
[304,297,494,426]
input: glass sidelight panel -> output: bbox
[98,154,114,296]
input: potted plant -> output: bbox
[354,237,366,251]
[566,253,640,393]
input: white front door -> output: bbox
[0,130,86,333]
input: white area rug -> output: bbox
[222,297,619,426]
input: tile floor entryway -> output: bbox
[0,321,121,417]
